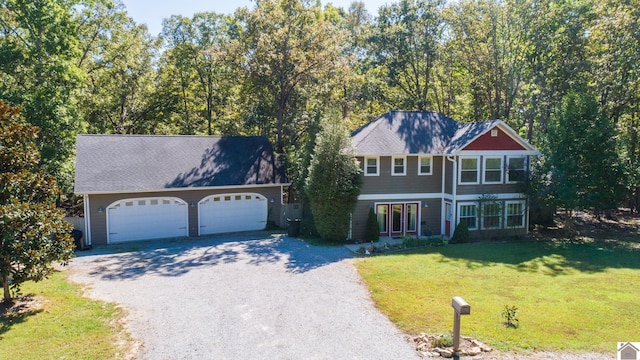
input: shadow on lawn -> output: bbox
[75,232,352,281]
[434,239,640,276]
[0,295,43,336]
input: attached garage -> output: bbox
[198,193,268,235]
[107,197,188,244]
[75,135,289,246]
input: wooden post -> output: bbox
[451,297,471,355]
[453,310,462,352]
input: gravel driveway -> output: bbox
[68,232,420,360]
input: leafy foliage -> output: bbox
[0,0,83,189]
[305,117,362,242]
[0,101,74,302]
[501,305,519,328]
[450,221,469,244]
[543,92,624,219]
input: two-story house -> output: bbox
[350,111,539,241]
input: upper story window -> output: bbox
[507,156,526,183]
[459,157,479,184]
[364,157,379,176]
[392,156,406,176]
[484,157,503,183]
[418,156,432,175]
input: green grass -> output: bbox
[356,239,640,353]
[0,271,131,360]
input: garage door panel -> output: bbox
[107,197,188,243]
[199,193,268,235]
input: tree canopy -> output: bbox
[0,101,74,302]
[1,0,639,220]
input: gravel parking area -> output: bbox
[68,232,420,360]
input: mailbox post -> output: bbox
[451,296,470,355]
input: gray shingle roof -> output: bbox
[351,110,524,155]
[75,135,288,194]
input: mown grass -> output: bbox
[0,271,131,360]
[356,238,640,353]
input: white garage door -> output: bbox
[107,197,188,244]
[198,193,268,235]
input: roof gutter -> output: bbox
[75,182,293,196]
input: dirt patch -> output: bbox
[531,208,640,244]
[0,294,44,339]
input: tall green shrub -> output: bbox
[305,117,362,242]
[0,101,74,302]
[366,207,380,242]
[451,221,469,244]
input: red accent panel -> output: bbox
[463,127,526,151]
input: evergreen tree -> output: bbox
[305,116,362,242]
[366,207,380,242]
[0,101,74,302]
[544,92,624,224]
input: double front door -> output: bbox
[376,202,419,237]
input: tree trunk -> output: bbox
[3,275,11,303]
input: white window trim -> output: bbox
[418,155,433,175]
[391,156,407,176]
[364,156,379,176]
[457,202,479,231]
[483,157,504,184]
[506,156,527,184]
[481,202,502,230]
[505,200,526,229]
[458,156,480,185]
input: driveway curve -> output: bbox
[68,233,420,360]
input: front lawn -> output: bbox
[356,226,640,353]
[0,271,132,360]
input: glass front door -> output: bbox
[375,202,419,237]
[391,204,404,236]
[376,204,389,236]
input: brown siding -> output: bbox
[352,198,443,242]
[87,187,283,245]
[444,157,453,195]
[359,156,443,194]
[457,183,524,196]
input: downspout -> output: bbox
[446,156,457,234]
[441,156,446,235]
[83,194,92,246]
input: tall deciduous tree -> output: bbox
[372,0,444,111]
[544,92,623,225]
[160,12,239,135]
[443,0,529,124]
[77,2,163,134]
[305,116,362,242]
[0,0,83,188]
[0,100,74,302]
[236,0,345,155]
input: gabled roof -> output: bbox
[351,110,537,156]
[75,135,289,194]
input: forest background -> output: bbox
[2,0,639,221]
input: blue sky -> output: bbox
[120,0,392,36]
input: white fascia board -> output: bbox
[75,182,293,196]
[456,193,527,201]
[358,193,445,201]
